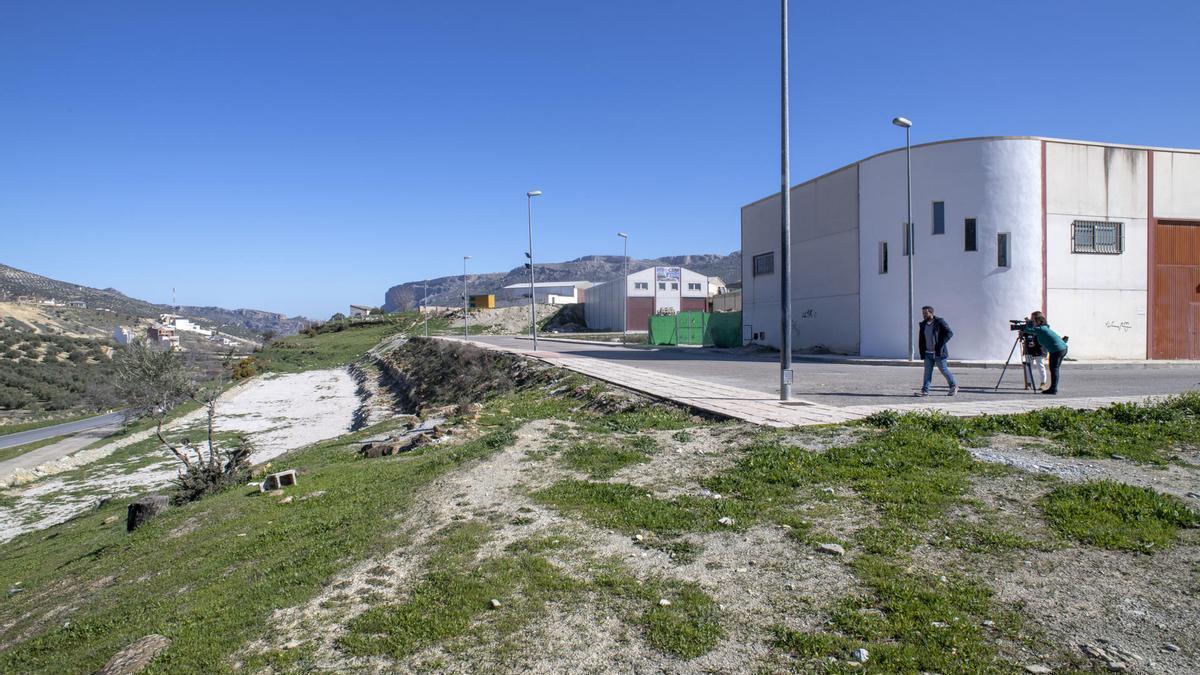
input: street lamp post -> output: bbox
[779,0,793,401]
[526,190,542,350]
[892,116,914,361]
[617,232,629,344]
[462,255,471,338]
[423,279,429,337]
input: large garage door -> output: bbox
[1152,220,1200,359]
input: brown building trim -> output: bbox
[1147,150,1155,358]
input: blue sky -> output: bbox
[2,1,1197,319]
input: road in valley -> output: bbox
[0,412,125,450]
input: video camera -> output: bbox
[1009,319,1029,331]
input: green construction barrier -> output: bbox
[648,311,742,347]
[707,311,742,348]
[648,315,677,345]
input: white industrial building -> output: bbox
[499,280,593,305]
[742,136,1200,360]
[585,266,715,331]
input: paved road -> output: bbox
[465,337,1200,407]
[0,421,125,481]
[0,412,126,450]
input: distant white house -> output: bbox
[113,326,133,345]
[159,313,212,337]
[499,281,593,305]
[67,300,87,309]
[349,305,374,318]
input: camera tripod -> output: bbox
[994,333,1036,391]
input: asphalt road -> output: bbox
[0,412,126,450]
[466,337,1200,407]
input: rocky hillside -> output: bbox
[383,251,741,311]
[0,263,309,337]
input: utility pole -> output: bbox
[527,190,542,350]
[618,232,629,344]
[892,116,915,361]
[423,279,429,337]
[462,256,471,338]
[779,0,793,401]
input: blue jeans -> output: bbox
[922,354,957,392]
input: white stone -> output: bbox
[658,598,671,607]
[851,647,869,662]
[815,543,845,556]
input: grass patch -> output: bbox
[560,436,657,479]
[1038,481,1199,552]
[773,556,1021,673]
[252,319,415,373]
[591,563,724,659]
[340,523,581,660]
[0,404,529,672]
[866,392,1200,465]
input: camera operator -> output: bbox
[1021,311,1067,395]
[1021,315,1047,391]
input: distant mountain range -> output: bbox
[0,263,309,337]
[383,252,741,312]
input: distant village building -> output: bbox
[349,305,374,318]
[67,300,87,309]
[147,324,180,351]
[499,281,592,305]
[585,266,715,331]
[113,326,134,345]
[159,313,212,336]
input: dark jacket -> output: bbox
[917,316,953,358]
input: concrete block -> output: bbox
[261,469,298,492]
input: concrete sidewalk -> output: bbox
[517,335,1200,370]
[459,338,1161,428]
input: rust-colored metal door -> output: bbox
[1191,304,1200,359]
[1152,220,1200,359]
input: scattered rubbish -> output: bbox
[658,598,671,607]
[489,598,502,609]
[717,517,735,527]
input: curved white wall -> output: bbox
[858,139,1044,360]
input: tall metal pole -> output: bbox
[779,0,793,401]
[463,256,471,338]
[905,126,914,361]
[527,191,541,350]
[423,279,429,337]
[618,232,629,344]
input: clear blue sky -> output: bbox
[3,1,1197,319]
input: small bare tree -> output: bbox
[115,341,251,502]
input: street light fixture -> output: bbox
[892,116,915,361]
[617,232,629,344]
[526,190,542,351]
[779,0,793,401]
[462,255,471,338]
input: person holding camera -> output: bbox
[1021,311,1067,395]
[1022,315,1047,391]
[916,305,958,396]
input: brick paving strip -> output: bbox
[451,338,1160,428]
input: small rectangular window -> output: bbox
[964,218,977,251]
[687,282,701,291]
[670,282,678,290]
[902,223,913,256]
[932,201,945,235]
[878,241,888,274]
[634,282,648,290]
[658,282,666,290]
[997,233,1010,268]
[1071,221,1124,254]
[752,252,774,276]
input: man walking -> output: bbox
[916,305,958,396]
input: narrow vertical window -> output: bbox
[932,201,945,235]
[964,218,977,252]
[902,223,913,256]
[997,232,1010,268]
[878,242,888,274]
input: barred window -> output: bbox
[1072,221,1124,254]
[752,252,774,276]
